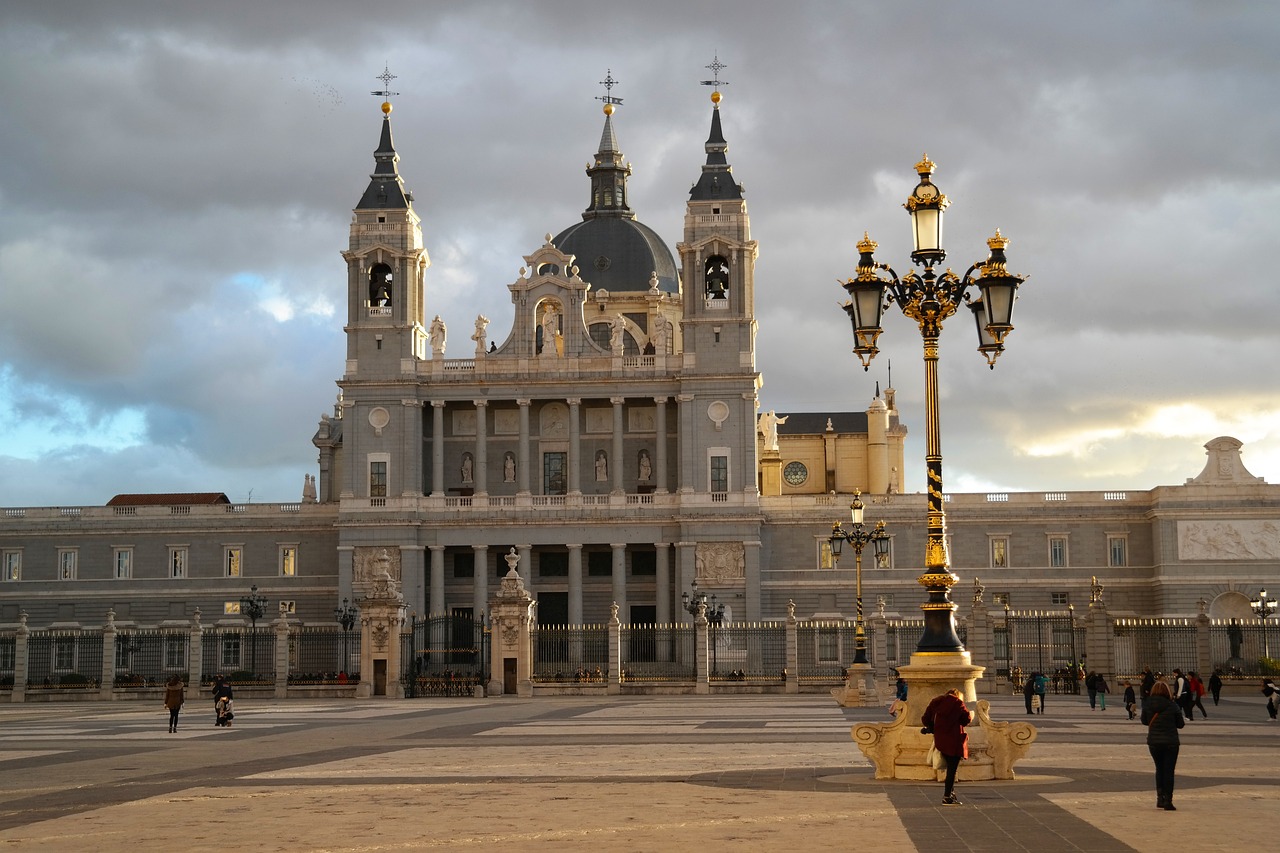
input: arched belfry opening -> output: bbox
[704,255,729,299]
[368,263,393,307]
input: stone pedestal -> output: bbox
[759,449,782,497]
[488,549,534,697]
[852,651,1037,780]
[356,571,407,699]
[831,662,881,707]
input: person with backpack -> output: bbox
[1142,680,1185,811]
[1034,671,1048,713]
[1096,673,1110,711]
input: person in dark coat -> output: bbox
[922,688,972,806]
[163,674,185,733]
[1023,673,1036,714]
[1140,667,1156,699]
[1208,670,1223,706]
[1141,680,1185,810]
[1264,679,1279,720]
[212,676,234,727]
[1123,680,1138,719]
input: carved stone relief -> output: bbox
[353,546,402,588]
[1177,520,1280,561]
[695,541,746,582]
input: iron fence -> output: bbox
[201,626,275,686]
[531,624,609,682]
[289,625,361,684]
[26,629,103,689]
[114,630,189,687]
[708,622,787,683]
[885,620,925,671]
[0,632,16,687]
[402,614,488,696]
[620,623,694,682]
[1113,618,1198,681]
[796,621,858,683]
[1208,620,1280,677]
[1000,611,1084,693]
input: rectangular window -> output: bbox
[631,551,656,577]
[224,601,241,616]
[169,547,188,579]
[453,552,475,579]
[54,637,76,671]
[877,593,895,609]
[818,539,834,570]
[224,547,243,578]
[539,552,569,577]
[164,635,186,670]
[587,551,612,577]
[543,452,567,495]
[370,461,387,497]
[1051,591,1070,607]
[817,626,839,662]
[114,548,133,579]
[220,633,241,669]
[58,549,77,580]
[280,545,297,577]
[710,455,729,493]
[2,550,19,581]
[990,537,1009,568]
[993,591,1011,606]
[1108,536,1128,568]
[1049,537,1067,568]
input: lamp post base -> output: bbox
[831,662,880,708]
[851,651,1037,780]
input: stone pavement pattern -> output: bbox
[0,694,1275,851]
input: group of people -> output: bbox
[160,675,235,732]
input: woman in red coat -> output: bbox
[922,688,973,805]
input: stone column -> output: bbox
[611,396,625,495]
[785,601,799,694]
[273,616,290,699]
[13,611,29,703]
[428,545,445,616]
[676,394,694,494]
[1086,601,1116,684]
[654,543,670,625]
[100,609,117,699]
[611,543,627,622]
[568,544,584,625]
[401,399,423,496]
[517,398,531,495]
[517,545,533,589]
[472,545,490,621]
[607,603,622,696]
[694,605,710,695]
[188,610,204,690]
[653,396,669,494]
[1195,611,1212,678]
[431,401,445,496]
[473,400,488,497]
[567,398,581,495]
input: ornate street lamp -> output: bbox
[240,584,268,676]
[334,597,359,675]
[828,491,890,665]
[683,579,725,674]
[1253,589,1276,658]
[839,155,1028,654]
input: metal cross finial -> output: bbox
[371,64,400,99]
[701,54,729,92]
[597,69,623,107]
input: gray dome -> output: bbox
[553,218,679,294]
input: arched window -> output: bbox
[368,263,393,307]
[704,255,729,299]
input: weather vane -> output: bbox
[700,54,729,94]
[371,64,399,101]
[596,69,623,109]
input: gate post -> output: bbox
[785,601,798,694]
[608,604,621,696]
[968,595,995,695]
[488,549,534,697]
[100,610,117,700]
[273,616,290,699]
[188,609,203,690]
[694,605,710,695]
[12,611,28,703]
[1195,609,1212,678]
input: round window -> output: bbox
[783,461,808,486]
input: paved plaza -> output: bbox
[0,691,1275,851]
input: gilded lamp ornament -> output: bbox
[837,156,1029,655]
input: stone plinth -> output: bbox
[851,651,1036,780]
[489,550,534,697]
[831,662,881,707]
[357,570,407,699]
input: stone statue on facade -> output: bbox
[758,410,787,452]
[472,314,489,355]
[610,314,626,355]
[429,315,447,355]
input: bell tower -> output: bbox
[341,73,429,379]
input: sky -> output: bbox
[1,0,1278,506]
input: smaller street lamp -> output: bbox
[683,580,726,674]
[240,584,268,677]
[1252,589,1276,621]
[334,598,359,676]
[828,491,891,665]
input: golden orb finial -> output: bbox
[382,101,392,116]
[603,102,614,116]
[710,90,722,105]
[857,231,878,254]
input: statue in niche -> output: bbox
[503,452,516,483]
[595,450,608,482]
[429,315,447,354]
[609,314,626,355]
[757,410,788,452]
[638,449,652,481]
[651,314,668,353]
[541,304,559,356]
[461,452,474,484]
[472,315,489,355]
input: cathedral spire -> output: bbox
[581,69,634,221]
[690,56,742,202]
[357,67,411,210]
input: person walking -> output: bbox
[1085,670,1099,710]
[889,676,908,717]
[1123,680,1138,719]
[922,688,972,806]
[1171,669,1193,724]
[212,676,234,727]
[163,674,185,733]
[1034,670,1048,714]
[1024,672,1037,715]
[1264,679,1278,721]
[1208,670,1224,706]
[1189,672,1208,719]
[1141,667,1156,699]
[1096,673,1110,711]
[1142,680,1185,810]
